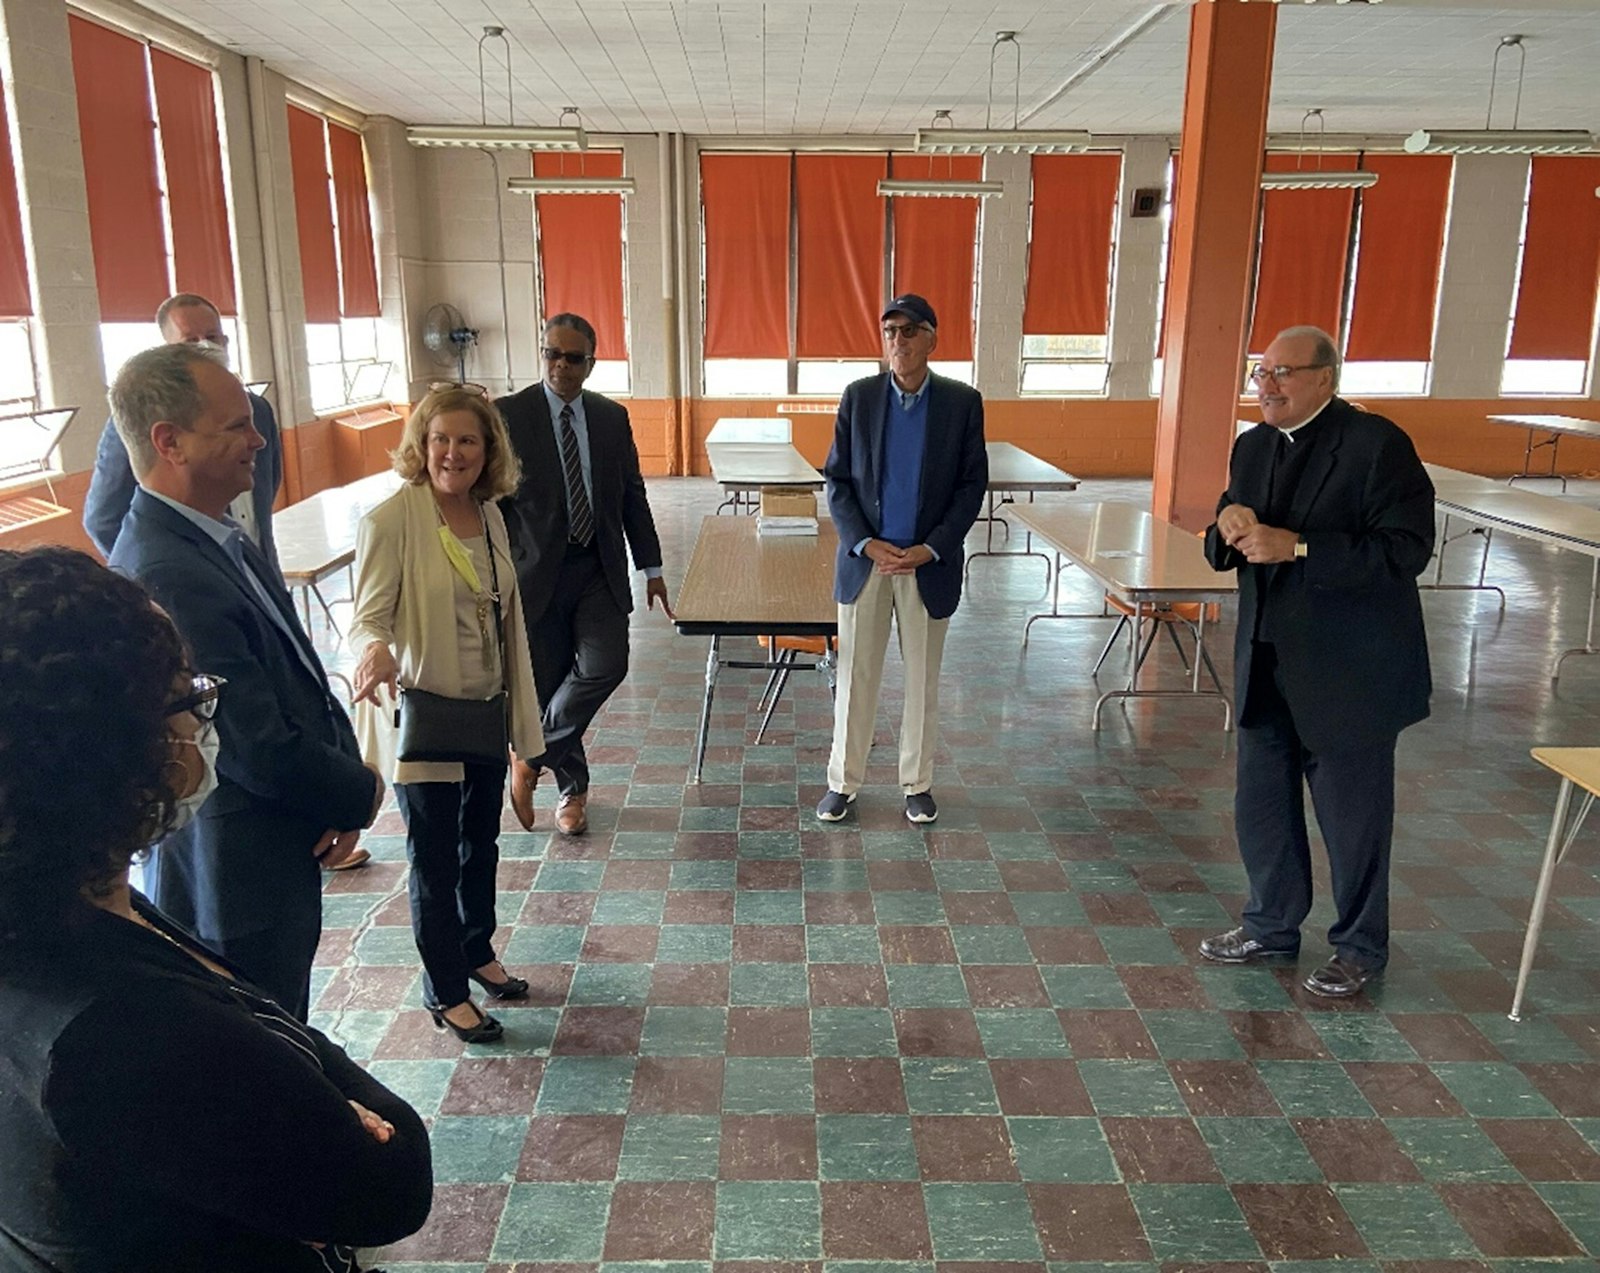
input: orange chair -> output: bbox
[754,634,838,742]
[1092,596,1225,690]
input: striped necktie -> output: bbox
[559,403,595,546]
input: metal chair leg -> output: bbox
[756,647,791,712]
[1132,617,1162,676]
[1092,615,1129,676]
[755,662,794,744]
[1162,619,1192,673]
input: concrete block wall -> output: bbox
[973,151,1028,400]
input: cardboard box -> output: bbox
[760,486,817,519]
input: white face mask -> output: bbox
[168,717,219,835]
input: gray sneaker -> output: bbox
[816,790,856,821]
[904,791,938,824]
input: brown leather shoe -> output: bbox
[510,761,540,832]
[555,792,588,836]
[326,847,371,871]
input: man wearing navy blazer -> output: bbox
[498,313,670,837]
[1200,325,1435,999]
[817,294,987,825]
[107,343,384,1020]
[84,293,283,577]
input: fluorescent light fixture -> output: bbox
[1261,170,1379,191]
[1403,128,1594,155]
[406,124,588,151]
[505,175,636,196]
[914,128,1091,155]
[876,178,1004,199]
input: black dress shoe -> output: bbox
[469,966,530,1000]
[426,1001,504,1043]
[1198,926,1299,964]
[1302,956,1380,999]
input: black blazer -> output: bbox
[107,491,377,945]
[496,386,664,625]
[823,371,988,621]
[1204,398,1436,752]
[0,900,430,1271]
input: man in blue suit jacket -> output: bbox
[84,293,283,578]
[817,294,987,826]
[107,343,383,1020]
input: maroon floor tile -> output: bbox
[1061,1008,1159,1059]
[1291,1118,1424,1182]
[1376,1262,1490,1273]
[1120,965,1210,1011]
[1024,927,1109,964]
[732,924,807,963]
[931,1264,1045,1273]
[809,963,890,1007]
[1551,1013,1600,1059]
[719,1114,819,1179]
[990,1059,1095,1116]
[649,962,730,1005]
[821,1181,934,1259]
[519,892,596,925]
[325,861,406,895]
[1168,1059,1283,1117]
[814,1057,908,1113]
[629,1057,724,1113]
[440,1056,545,1116]
[962,965,1052,1009]
[727,1006,811,1056]
[738,859,803,889]
[664,890,736,924]
[1342,1061,1466,1117]
[1081,892,1162,926]
[1433,969,1517,1014]
[894,1008,986,1057]
[1026,1183,1151,1261]
[1437,1182,1585,1257]
[515,964,574,1008]
[996,861,1070,892]
[1479,1117,1600,1180]
[941,892,1022,926]
[1049,832,1118,861]
[1388,1013,1503,1062]
[614,808,677,834]
[314,929,357,966]
[1131,862,1209,892]
[1102,1116,1222,1183]
[551,1005,645,1055]
[1232,1183,1368,1260]
[926,829,994,859]
[490,1263,597,1273]
[315,964,418,1012]
[604,1181,715,1260]
[601,860,672,890]
[867,860,937,891]
[373,1008,465,1060]
[581,925,660,964]
[1158,1262,1271,1273]
[1225,1010,1333,1060]
[911,1114,1018,1181]
[516,1114,626,1180]
[673,832,740,860]
[880,925,959,964]
[376,1182,507,1262]
[714,1263,822,1273]
[739,806,800,832]
[1518,1062,1600,1116]
[805,891,876,923]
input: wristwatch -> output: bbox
[1294,535,1308,560]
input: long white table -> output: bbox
[1014,502,1236,730]
[275,469,403,638]
[705,442,824,514]
[1487,414,1600,492]
[967,442,1081,580]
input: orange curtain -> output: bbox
[1343,155,1452,363]
[1023,153,1121,337]
[890,154,981,361]
[0,71,29,318]
[1508,155,1600,362]
[1247,153,1358,353]
[796,154,886,359]
[69,16,167,322]
[328,123,379,318]
[701,154,790,359]
[287,105,340,324]
[149,50,235,316]
[533,151,627,360]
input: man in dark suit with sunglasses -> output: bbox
[498,314,670,836]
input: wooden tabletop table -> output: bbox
[674,515,839,780]
[1013,501,1236,730]
[968,442,1082,581]
[275,469,402,638]
[1487,414,1600,491]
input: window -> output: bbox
[1023,336,1110,394]
[797,361,879,396]
[0,321,37,411]
[704,359,788,397]
[0,406,74,482]
[99,316,240,387]
[305,317,390,414]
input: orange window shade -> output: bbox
[1024,153,1121,337]
[328,123,379,318]
[0,72,29,318]
[1247,153,1358,353]
[533,151,627,360]
[149,50,235,316]
[890,154,981,361]
[69,16,168,323]
[1508,155,1600,362]
[287,106,340,324]
[702,154,790,359]
[1344,155,1452,363]
[796,154,886,359]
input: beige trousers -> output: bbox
[826,568,949,795]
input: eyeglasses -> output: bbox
[542,347,592,367]
[882,323,930,342]
[165,673,226,721]
[429,380,488,397]
[1248,363,1328,385]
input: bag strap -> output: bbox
[480,504,510,699]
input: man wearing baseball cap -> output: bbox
[816,294,987,825]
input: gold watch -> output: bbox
[1294,535,1308,560]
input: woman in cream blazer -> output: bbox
[350,386,543,1043]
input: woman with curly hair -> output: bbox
[0,547,431,1271]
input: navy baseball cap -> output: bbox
[881,294,937,330]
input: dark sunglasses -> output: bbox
[165,673,226,721]
[541,347,592,367]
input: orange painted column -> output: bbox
[1152,0,1277,531]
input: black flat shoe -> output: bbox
[426,1001,503,1043]
[1302,956,1380,999]
[468,966,530,1000]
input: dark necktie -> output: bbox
[558,404,595,547]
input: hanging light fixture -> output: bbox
[1404,36,1594,156]
[406,28,587,151]
[880,112,1005,199]
[913,33,1092,155]
[504,108,636,197]
[1261,110,1379,191]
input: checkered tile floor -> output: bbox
[304,477,1600,1271]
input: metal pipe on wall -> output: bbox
[673,131,693,472]
[658,131,681,474]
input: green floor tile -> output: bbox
[975,1008,1071,1057]
[902,1057,1001,1114]
[1534,1182,1600,1252]
[931,861,1005,891]
[354,926,424,965]
[491,1008,561,1057]
[1431,1062,1562,1118]
[610,832,678,859]
[568,964,653,1006]
[534,861,605,891]
[1391,930,1493,968]
[616,1113,722,1180]
[924,1182,1045,1260]
[714,1181,822,1259]
[1008,1116,1120,1182]
[312,1009,392,1060]
[816,1113,920,1180]
[502,923,586,964]
[1466,1013,1593,1062]
[590,889,666,924]
[1304,1010,1420,1061]
[723,1057,815,1113]
[1571,1117,1600,1153]
[1256,1061,1376,1117]
[1333,1184,1476,1258]
[1095,928,1185,965]
[886,964,972,1007]
[733,890,805,924]
[863,831,933,859]
[742,783,799,808]
[491,1181,612,1261]
[1385,1117,1521,1182]
[364,1059,457,1119]
[655,924,734,963]
[670,861,736,889]
[680,805,738,831]
[1041,965,1132,1009]
[738,831,801,858]
[1141,1010,1248,1059]
[732,961,811,1005]
[1009,894,1090,927]
[1064,861,1138,892]
[987,833,1055,860]
[1198,1116,1323,1183]
[812,1007,900,1057]
[1362,968,1456,1012]
[1130,1183,1261,1261]
[534,1056,636,1113]
[1147,892,1235,929]
[1078,1060,1188,1116]
[1193,965,1296,1010]
[951,925,1036,964]
[803,859,870,890]
[873,892,948,924]
[639,1006,727,1056]
[807,924,882,963]
[427,1115,528,1183]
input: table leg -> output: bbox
[1552,557,1600,683]
[1508,430,1569,493]
[691,634,721,784]
[1509,777,1593,1020]
[1422,516,1507,610]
